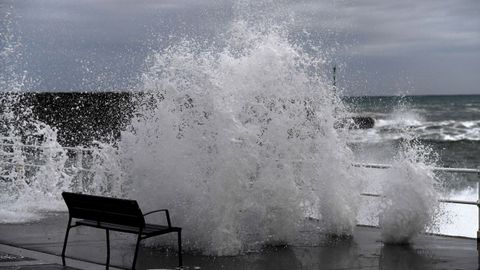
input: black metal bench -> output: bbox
[61,192,182,269]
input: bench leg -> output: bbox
[178,230,183,267]
[106,229,110,270]
[131,234,142,270]
[61,217,72,266]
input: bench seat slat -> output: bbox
[75,219,181,235]
[63,192,146,227]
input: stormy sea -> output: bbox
[1,0,478,257]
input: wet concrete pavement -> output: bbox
[0,213,477,270]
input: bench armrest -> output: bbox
[143,209,172,228]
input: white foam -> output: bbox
[378,159,438,244]
[375,111,424,128]
[0,107,126,223]
[116,19,363,255]
[349,118,480,143]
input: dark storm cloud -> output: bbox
[293,0,480,53]
[342,0,480,56]
[290,0,480,95]
[4,0,232,91]
[1,0,479,95]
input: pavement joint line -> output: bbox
[0,260,49,267]
[0,243,124,270]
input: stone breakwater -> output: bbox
[0,92,136,146]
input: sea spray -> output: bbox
[83,142,126,196]
[0,121,129,223]
[0,0,446,252]
[0,92,74,221]
[0,2,28,93]
[0,6,66,221]
[118,15,362,255]
[0,5,126,222]
[379,141,440,244]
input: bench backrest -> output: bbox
[62,192,146,227]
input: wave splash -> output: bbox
[378,142,440,244]
[0,0,442,254]
[117,19,362,255]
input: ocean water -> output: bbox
[346,95,480,239]
[346,95,480,170]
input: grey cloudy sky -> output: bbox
[1,0,479,95]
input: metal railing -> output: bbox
[354,163,480,239]
[0,141,111,173]
[0,141,120,195]
[1,141,479,239]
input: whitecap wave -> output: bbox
[349,118,480,143]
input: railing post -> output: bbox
[14,144,26,190]
[14,164,25,190]
[76,148,83,191]
[477,179,480,267]
[477,180,480,243]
